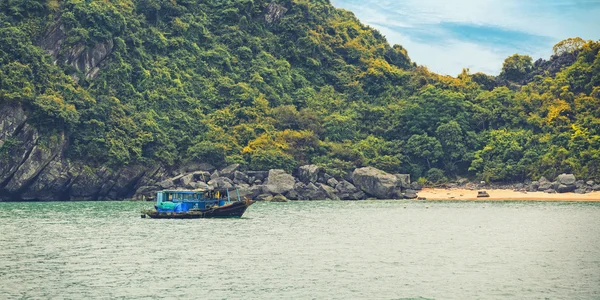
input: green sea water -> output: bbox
[1,200,599,299]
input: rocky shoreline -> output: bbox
[131,164,600,202]
[132,165,417,202]
[438,173,600,195]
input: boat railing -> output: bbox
[159,188,242,204]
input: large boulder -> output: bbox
[219,164,240,179]
[189,182,209,190]
[593,184,600,191]
[327,177,339,188]
[557,184,576,193]
[352,167,399,199]
[335,180,364,200]
[265,169,296,195]
[528,181,540,192]
[271,194,288,202]
[208,177,234,190]
[285,189,301,200]
[177,173,195,188]
[298,165,323,183]
[192,171,211,183]
[319,183,340,200]
[299,182,327,200]
[394,174,411,189]
[538,182,553,191]
[556,174,576,185]
[158,178,176,189]
[403,190,418,199]
[409,182,423,191]
[237,185,264,200]
[233,171,249,184]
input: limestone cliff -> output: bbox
[0,102,166,201]
[39,22,114,81]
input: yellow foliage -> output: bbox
[243,133,288,154]
[546,99,571,126]
[553,37,586,55]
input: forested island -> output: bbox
[1,0,599,201]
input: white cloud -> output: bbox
[331,0,600,75]
[375,25,505,75]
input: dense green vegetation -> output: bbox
[1,0,599,182]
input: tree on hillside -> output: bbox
[499,54,532,82]
[553,37,586,56]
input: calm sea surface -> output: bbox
[1,200,599,299]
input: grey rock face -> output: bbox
[335,180,362,200]
[233,171,249,183]
[271,194,288,202]
[237,185,264,200]
[298,165,323,184]
[556,184,576,193]
[265,169,295,195]
[592,184,600,191]
[188,182,209,190]
[319,183,340,200]
[208,177,234,190]
[327,178,339,188]
[40,23,113,80]
[352,167,399,199]
[192,171,211,182]
[410,182,423,191]
[158,179,175,189]
[403,190,418,199]
[220,164,240,179]
[1,102,64,196]
[394,174,411,189]
[264,2,288,24]
[285,189,301,200]
[556,174,576,185]
[538,182,553,191]
[179,174,195,188]
[528,181,540,192]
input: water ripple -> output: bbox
[1,201,599,299]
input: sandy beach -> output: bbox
[418,188,600,201]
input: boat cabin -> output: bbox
[156,189,242,213]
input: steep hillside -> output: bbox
[1,0,599,200]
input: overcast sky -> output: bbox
[331,0,600,76]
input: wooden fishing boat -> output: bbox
[141,189,255,219]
